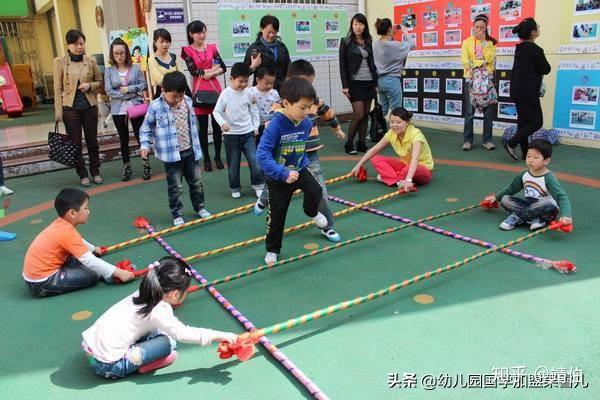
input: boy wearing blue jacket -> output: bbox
[256,77,328,265]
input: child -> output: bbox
[212,62,264,199]
[255,60,345,243]
[82,256,237,379]
[22,188,134,298]
[248,66,280,144]
[483,139,572,230]
[140,71,211,226]
[256,77,329,264]
[104,38,150,181]
[350,107,434,192]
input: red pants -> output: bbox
[370,155,432,186]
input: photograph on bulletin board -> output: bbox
[393,0,536,55]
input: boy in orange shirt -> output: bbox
[23,188,134,297]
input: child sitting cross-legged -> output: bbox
[82,256,237,378]
[22,188,134,298]
[483,139,572,230]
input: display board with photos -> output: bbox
[217,3,348,63]
[552,62,600,140]
[393,0,535,56]
[558,0,600,54]
[401,67,517,123]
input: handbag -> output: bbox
[469,67,498,110]
[192,78,220,108]
[48,122,78,167]
[127,103,149,119]
[368,100,387,142]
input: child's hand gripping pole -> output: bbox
[113,260,149,283]
[217,333,260,362]
[544,220,576,274]
[549,220,573,233]
[480,193,500,209]
[356,166,368,183]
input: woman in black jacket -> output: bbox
[244,15,290,92]
[504,18,551,160]
[339,13,378,154]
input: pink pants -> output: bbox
[370,155,433,187]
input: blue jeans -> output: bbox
[223,132,264,193]
[377,75,403,116]
[26,257,100,298]
[164,148,205,219]
[89,332,175,379]
[500,195,559,222]
[258,151,335,231]
[463,83,494,144]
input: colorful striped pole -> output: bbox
[102,173,354,254]
[187,203,480,291]
[242,227,554,341]
[143,223,329,399]
[184,190,404,263]
[327,195,566,271]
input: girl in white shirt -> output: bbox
[82,256,237,378]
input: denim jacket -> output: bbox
[139,95,202,163]
[104,64,147,115]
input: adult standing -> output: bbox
[461,14,497,151]
[53,29,103,187]
[244,15,291,92]
[373,19,415,117]
[339,13,378,155]
[181,20,227,172]
[148,28,185,99]
[504,18,551,160]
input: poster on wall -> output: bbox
[393,0,536,56]
[217,3,348,63]
[109,28,149,71]
[558,0,600,53]
[553,62,600,140]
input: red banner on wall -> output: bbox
[393,0,536,55]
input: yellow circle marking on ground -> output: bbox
[71,310,93,321]
[303,243,319,250]
[446,197,459,203]
[30,218,44,224]
[413,294,434,305]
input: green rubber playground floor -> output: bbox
[1,126,599,400]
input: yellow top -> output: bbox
[147,54,184,86]
[461,36,496,79]
[384,125,434,171]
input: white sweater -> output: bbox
[213,87,260,135]
[82,292,223,363]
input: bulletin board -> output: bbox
[402,61,517,129]
[393,0,536,56]
[557,0,600,54]
[552,61,600,141]
[217,3,348,63]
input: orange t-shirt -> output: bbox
[23,217,90,280]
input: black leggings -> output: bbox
[509,99,543,155]
[112,114,144,164]
[347,99,372,145]
[196,114,223,164]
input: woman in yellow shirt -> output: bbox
[351,107,434,192]
[461,14,497,151]
[147,29,185,99]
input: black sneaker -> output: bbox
[121,165,132,181]
[143,163,152,180]
[204,162,213,172]
[356,141,369,153]
[502,143,518,161]
[344,143,358,155]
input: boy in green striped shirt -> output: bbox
[483,139,572,230]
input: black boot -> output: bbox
[344,142,357,155]
[356,141,369,153]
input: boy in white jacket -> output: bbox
[213,62,264,198]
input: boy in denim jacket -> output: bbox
[140,71,211,226]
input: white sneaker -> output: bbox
[173,217,185,226]
[321,229,341,242]
[254,200,265,216]
[376,174,383,183]
[0,186,14,195]
[312,212,328,228]
[197,208,211,218]
[231,191,241,199]
[264,252,278,264]
[254,188,264,198]
[529,219,546,231]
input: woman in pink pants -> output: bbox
[350,107,434,192]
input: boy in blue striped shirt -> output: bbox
[140,71,211,226]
